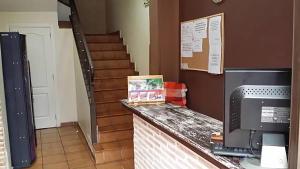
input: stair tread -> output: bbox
[94,88,127,92]
[99,123,133,133]
[95,158,134,169]
[94,76,127,80]
[94,66,134,70]
[97,110,132,118]
[88,42,124,44]
[94,139,133,152]
[92,57,129,61]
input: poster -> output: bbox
[181,22,193,57]
[128,75,165,104]
[208,16,222,74]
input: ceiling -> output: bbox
[0,0,57,12]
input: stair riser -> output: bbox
[91,51,128,60]
[94,69,136,79]
[99,130,133,143]
[86,36,121,43]
[94,78,127,91]
[97,115,133,127]
[95,145,133,164]
[94,90,127,103]
[96,102,125,114]
[96,159,134,169]
[88,43,125,51]
[94,60,131,69]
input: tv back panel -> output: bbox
[224,69,291,149]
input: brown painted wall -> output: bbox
[150,0,180,82]
[179,0,293,121]
[289,0,300,168]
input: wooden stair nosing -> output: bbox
[87,41,124,45]
[85,31,120,36]
[94,76,128,81]
[94,88,127,92]
[99,123,133,133]
[96,111,132,118]
[89,48,126,52]
[93,139,133,152]
[91,56,130,61]
[94,64,135,70]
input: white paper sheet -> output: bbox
[181,22,193,57]
[193,18,208,39]
[192,38,203,52]
[181,63,189,69]
[208,16,222,74]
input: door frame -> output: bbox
[8,24,59,128]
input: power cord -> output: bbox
[249,130,261,158]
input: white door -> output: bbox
[10,26,57,129]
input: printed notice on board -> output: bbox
[181,22,193,57]
[192,18,207,52]
[208,16,222,74]
[193,18,208,39]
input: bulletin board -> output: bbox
[181,13,224,74]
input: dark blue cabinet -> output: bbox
[0,32,36,168]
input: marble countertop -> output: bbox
[121,100,243,169]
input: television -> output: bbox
[224,69,291,150]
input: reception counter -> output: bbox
[121,100,242,169]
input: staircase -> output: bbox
[86,33,137,168]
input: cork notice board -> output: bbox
[181,13,224,74]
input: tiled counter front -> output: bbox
[133,115,219,169]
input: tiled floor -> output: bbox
[27,125,96,169]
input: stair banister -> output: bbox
[69,0,98,144]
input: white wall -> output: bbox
[73,43,92,147]
[0,12,78,125]
[106,0,150,75]
[57,2,71,21]
[56,28,78,123]
[0,0,57,12]
[75,0,106,34]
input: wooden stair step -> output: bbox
[94,69,137,79]
[99,123,133,133]
[85,35,121,43]
[97,110,132,118]
[93,139,133,164]
[91,51,128,60]
[94,78,127,91]
[96,101,126,114]
[96,158,134,169]
[97,114,133,127]
[88,43,125,51]
[99,129,133,144]
[94,89,127,103]
[93,59,132,69]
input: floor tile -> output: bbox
[43,162,69,169]
[68,158,94,169]
[62,138,83,147]
[42,146,64,156]
[41,128,58,135]
[26,126,102,169]
[41,136,61,144]
[66,151,91,161]
[43,153,67,165]
[61,134,81,142]
[64,144,87,153]
[42,142,63,150]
